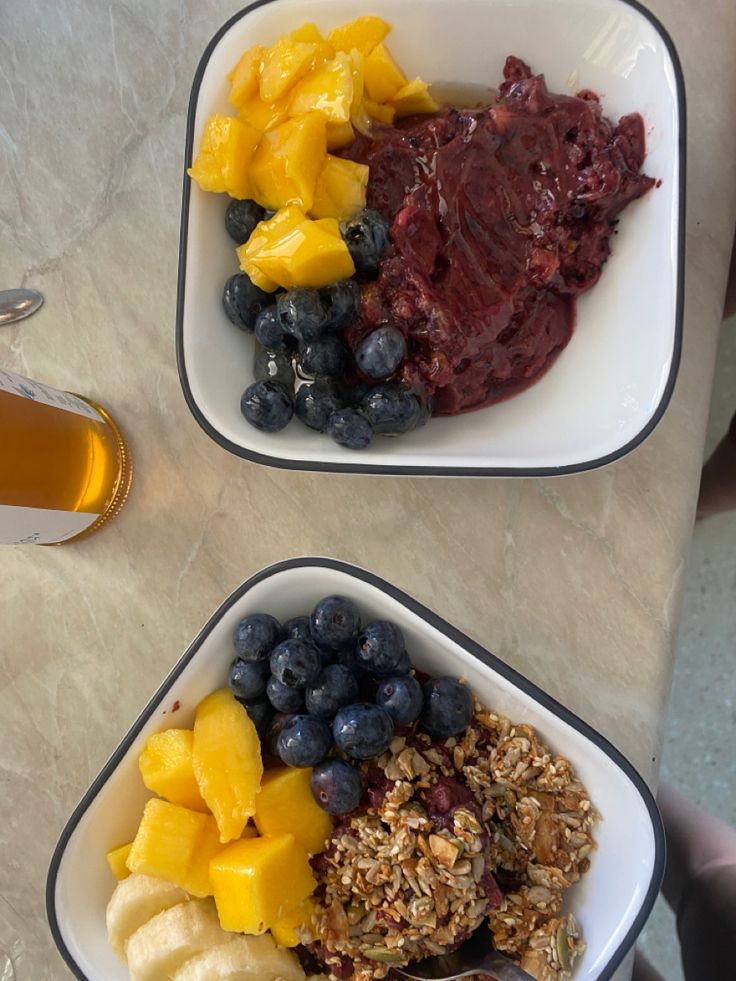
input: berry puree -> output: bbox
[344,56,656,415]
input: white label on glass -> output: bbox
[0,368,103,421]
[0,505,99,545]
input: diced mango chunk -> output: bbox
[259,36,317,102]
[237,92,290,133]
[349,49,365,114]
[363,43,408,103]
[192,689,263,844]
[288,53,354,124]
[106,842,133,880]
[271,897,317,948]
[238,206,308,291]
[228,45,264,107]
[364,99,396,125]
[250,112,326,211]
[327,16,391,56]
[391,77,440,118]
[187,114,260,199]
[138,729,208,812]
[326,120,355,150]
[291,22,326,45]
[310,155,368,221]
[127,799,223,898]
[253,766,333,854]
[209,834,316,934]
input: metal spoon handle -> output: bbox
[0,289,44,325]
[474,950,535,980]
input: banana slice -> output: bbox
[172,933,305,981]
[126,897,232,981]
[105,872,189,961]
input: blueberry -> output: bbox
[225,199,265,244]
[265,712,289,756]
[222,273,271,331]
[311,595,361,652]
[228,657,269,701]
[340,209,391,278]
[305,664,360,720]
[357,621,410,677]
[376,675,423,725]
[333,703,394,760]
[283,615,312,644]
[295,381,344,432]
[239,697,273,739]
[277,714,332,767]
[277,288,328,343]
[298,336,346,378]
[240,380,294,433]
[420,677,473,739]
[355,326,406,380]
[253,346,295,391]
[311,758,363,815]
[320,279,361,331]
[327,407,374,449]
[266,675,305,713]
[270,638,322,688]
[359,383,423,435]
[254,307,292,353]
[233,613,281,661]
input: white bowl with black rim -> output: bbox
[176,0,684,476]
[47,558,665,980]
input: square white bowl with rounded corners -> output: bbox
[47,558,665,981]
[176,0,685,477]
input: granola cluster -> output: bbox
[307,702,596,981]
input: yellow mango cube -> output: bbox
[288,54,354,124]
[127,798,223,898]
[326,120,355,150]
[363,43,408,103]
[291,23,335,68]
[255,217,355,290]
[365,99,396,125]
[349,49,365,115]
[138,729,208,812]
[259,36,317,102]
[327,15,391,56]
[187,115,260,199]
[237,92,290,133]
[310,155,369,221]
[254,766,333,854]
[250,113,326,211]
[238,206,308,290]
[392,78,440,118]
[106,842,133,880]
[271,896,317,948]
[192,689,263,844]
[209,834,316,934]
[228,45,264,107]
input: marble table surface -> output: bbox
[1,1,736,978]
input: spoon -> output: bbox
[395,929,535,981]
[0,289,44,325]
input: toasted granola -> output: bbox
[307,701,596,981]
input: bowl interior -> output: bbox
[48,560,663,981]
[178,0,682,474]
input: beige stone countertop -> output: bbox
[1,1,736,978]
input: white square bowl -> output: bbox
[176,0,684,476]
[47,558,664,981]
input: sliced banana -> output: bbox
[172,933,305,981]
[126,897,232,981]
[105,872,190,961]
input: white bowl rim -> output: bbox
[46,556,666,980]
[174,0,686,478]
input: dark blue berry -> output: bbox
[277,288,328,343]
[240,380,294,432]
[340,209,391,278]
[420,677,473,739]
[376,675,423,725]
[311,759,363,815]
[320,279,361,331]
[311,595,361,652]
[333,703,394,760]
[298,336,346,378]
[254,307,292,353]
[228,657,269,701]
[359,383,424,435]
[327,407,373,449]
[305,664,360,719]
[225,199,265,244]
[232,613,281,661]
[239,697,273,739]
[283,615,312,644]
[355,327,406,380]
[265,712,289,756]
[266,675,305,713]
[253,346,295,391]
[277,714,332,767]
[357,621,409,677]
[222,273,271,331]
[295,381,344,432]
[270,639,322,688]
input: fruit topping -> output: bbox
[310,594,361,651]
[254,766,332,854]
[224,198,266,244]
[332,702,394,760]
[326,406,374,449]
[355,325,406,379]
[239,380,295,433]
[221,273,271,332]
[276,714,332,767]
[339,208,390,278]
[310,758,363,816]
[375,674,424,725]
[232,613,282,661]
[420,676,473,738]
[305,663,360,719]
